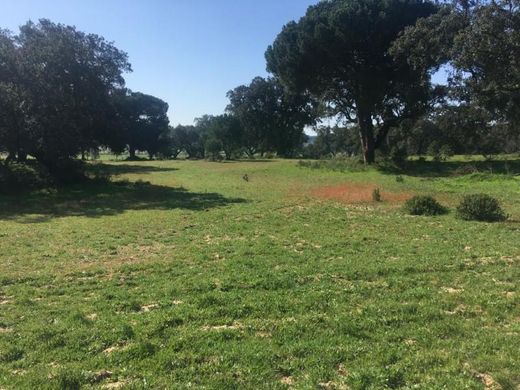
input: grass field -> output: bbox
[0,158,519,389]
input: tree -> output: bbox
[265,0,438,163]
[227,77,314,158]
[168,125,204,159]
[452,0,520,130]
[195,114,243,160]
[114,90,169,159]
[20,20,131,171]
[393,0,520,153]
[0,20,132,176]
[0,30,28,162]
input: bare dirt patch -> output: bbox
[140,303,159,312]
[102,381,128,389]
[202,322,242,331]
[103,344,129,355]
[310,183,411,204]
[280,376,294,386]
[441,287,464,294]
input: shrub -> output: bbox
[454,164,479,176]
[372,188,382,202]
[403,195,448,216]
[388,145,408,166]
[427,142,454,162]
[456,194,507,222]
[439,144,454,161]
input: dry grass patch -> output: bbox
[310,183,411,204]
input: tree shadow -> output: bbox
[0,180,246,223]
[88,163,178,176]
[221,159,275,163]
[378,159,520,178]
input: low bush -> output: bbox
[456,194,507,222]
[372,188,382,202]
[403,195,448,216]
[427,141,454,162]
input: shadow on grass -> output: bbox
[0,180,246,223]
[378,159,520,178]
[221,159,275,164]
[87,163,178,176]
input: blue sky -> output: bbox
[0,0,319,125]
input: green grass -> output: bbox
[0,158,519,389]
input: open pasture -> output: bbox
[0,158,519,389]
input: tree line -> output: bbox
[163,0,520,164]
[1,0,520,183]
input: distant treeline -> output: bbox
[1,0,520,184]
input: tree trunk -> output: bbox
[17,150,27,162]
[129,146,136,159]
[357,108,375,164]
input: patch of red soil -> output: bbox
[310,183,411,204]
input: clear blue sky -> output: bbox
[0,0,319,126]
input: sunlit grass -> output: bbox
[0,158,519,388]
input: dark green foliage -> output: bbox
[112,90,170,159]
[227,77,314,157]
[388,145,409,166]
[0,345,24,362]
[195,114,243,160]
[456,194,507,222]
[3,20,131,168]
[393,1,520,154]
[303,126,360,159]
[54,368,84,390]
[428,141,454,162]
[403,195,448,216]
[168,125,205,159]
[452,0,520,127]
[266,0,438,163]
[0,162,52,193]
[204,137,224,161]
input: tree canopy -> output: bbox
[266,0,438,163]
[227,77,314,158]
[113,90,170,159]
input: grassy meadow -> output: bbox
[0,158,519,389]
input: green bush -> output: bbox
[456,194,507,222]
[403,195,448,216]
[388,145,408,166]
[427,141,454,162]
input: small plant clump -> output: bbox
[372,188,382,202]
[403,195,448,216]
[456,194,507,222]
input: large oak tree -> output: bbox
[226,77,314,158]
